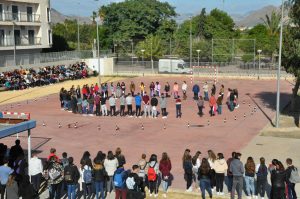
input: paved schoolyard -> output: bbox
[0,76,294,192]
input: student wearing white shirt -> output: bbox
[29,153,43,193]
[182,81,188,100]
[125,93,133,116]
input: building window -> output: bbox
[0,4,3,21]
[0,30,4,46]
[14,30,21,45]
[47,8,50,22]
[27,7,33,22]
[48,30,52,44]
[12,5,19,21]
[28,30,34,45]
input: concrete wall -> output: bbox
[82,58,114,76]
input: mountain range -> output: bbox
[51,5,278,28]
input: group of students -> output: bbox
[59,80,239,119]
[182,149,299,199]
[0,62,89,91]
[1,140,299,199]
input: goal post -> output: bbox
[191,65,218,85]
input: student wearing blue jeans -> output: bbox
[64,157,80,199]
[95,181,104,199]
[198,158,213,199]
[93,160,106,199]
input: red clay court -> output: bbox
[0,76,293,189]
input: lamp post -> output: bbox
[131,40,134,68]
[196,49,201,67]
[77,2,80,52]
[141,49,145,67]
[189,16,192,68]
[276,0,285,128]
[96,18,101,85]
[257,49,262,80]
[151,40,153,74]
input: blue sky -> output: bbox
[51,0,281,17]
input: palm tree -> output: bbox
[91,11,97,24]
[261,11,281,36]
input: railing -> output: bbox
[0,37,41,47]
[0,50,94,68]
[0,11,40,22]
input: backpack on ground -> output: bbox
[290,168,300,184]
[147,163,157,181]
[83,169,92,184]
[114,171,125,188]
[126,176,136,190]
[48,166,61,181]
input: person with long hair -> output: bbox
[159,152,172,198]
[93,159,107,199]
[115,147,126,166]
[256,157,268,199]
[214,153,228,196]
[271,161,286,199]
[183,154,193,192]
[198,158,213,199]
[6,174,18,199]
[208,150,217,191]
[140,82,145,96]
[94,151,105,164]
[104,151,118,195]
[244,157,256,198]
[192,151,201,192]
[147,154,159,197]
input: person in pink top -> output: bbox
[173,82,179,99]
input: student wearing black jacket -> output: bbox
[64,157,80,199]
[92,160,107,199]
[126,165,145,199]
[183,154,193,192]
[271,161,286,199]
[198,158,213,199]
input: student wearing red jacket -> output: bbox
[159,152,172,198]
[209,94,217,117]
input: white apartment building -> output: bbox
[0,0,52,66]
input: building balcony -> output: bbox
[0,12,40,23]
[0,37,41,47]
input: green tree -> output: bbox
[135,35,165,60]
[261,11,281,36]
[99,0,177,45]
[282,0,300,111]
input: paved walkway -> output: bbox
[241,134,300,196]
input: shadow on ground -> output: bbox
[253,91,299,127]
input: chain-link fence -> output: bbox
[113,59,291,78]
[0,50,97,68]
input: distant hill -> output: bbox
[51,8,93,24]
[234,5,279,28]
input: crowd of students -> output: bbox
[0,140,299,199]
[182,149,299,199]
[59,81,240,118]
[0,62,89,91]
